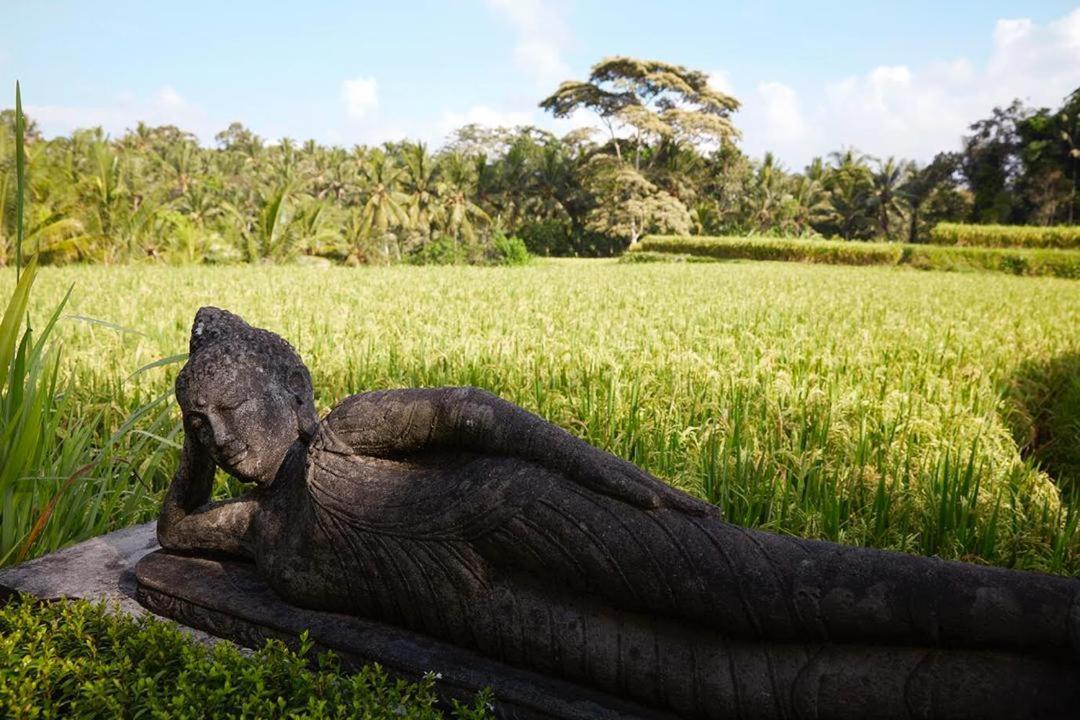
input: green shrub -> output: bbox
[636,235,1080,279]
[517,219,574,256]
[930,223,1080,249]
[0,596,493,719]
[408,236,469,266]
[489,233,530,266]
[618,251,689,263]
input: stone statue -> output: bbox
[158,307,1080,719]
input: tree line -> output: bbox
[1,57,1077,265]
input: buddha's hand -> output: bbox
[571,448,720,517]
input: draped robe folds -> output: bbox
[245,394,1080,720]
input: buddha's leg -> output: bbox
[484,574,1080,720]
[482,485,1080,657]
[726,526,1080,658]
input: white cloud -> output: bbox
[758,82,807,141]
[27,86,214,143]
[341,76,378,119]
[486,0,571,89]
[708,70,734,96]
[735,7,1080,169]
[155,86,186,109]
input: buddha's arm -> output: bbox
[328,387,715,516]
[157,436,258,558]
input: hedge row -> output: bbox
[635,236,1080,279]
[930,223,1080,250]
[0,596,492,720]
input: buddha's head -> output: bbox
[176,307,318,485]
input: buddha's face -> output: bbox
[178,361,303,485]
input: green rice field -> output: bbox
[5,258,1080,574]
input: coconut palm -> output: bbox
[400,142,441,236]
[869,156,910,239]
[358,150,409,236]
[437,152,490,243]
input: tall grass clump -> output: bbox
[0,84,173,566]
[931,222,1080,250]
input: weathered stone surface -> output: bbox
[138,549,1080,720]
[146,307,1080,719]
[0,522,218,646]
[0,522,158,614]
[136,550,675,720]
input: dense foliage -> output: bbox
[7,260,1078,574]
[930,222,1080,249]
[634,235,1080,278]
[0,262,172,565]
[0,63,1075,264]
[0,596,493,719]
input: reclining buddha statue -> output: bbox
[156,307,1080,719]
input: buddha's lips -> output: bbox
[222,448,248,467]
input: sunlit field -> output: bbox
[5,258,1080,573]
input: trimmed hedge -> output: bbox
[635,235,1080,279]
[930,223,1080,250]
[637,236,903,266]
[901,244,1080,278]
[0,596,493,720]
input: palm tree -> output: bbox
[225,184,305,262]
[789,175,829,235]
[437,152,490,243]
[400,142,440,236]
[158,140,198,197]
[357,150,409,258]
[822,171,872,240]
[869,157,909,239]
[899,154,958,243]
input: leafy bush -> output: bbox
[618,250,689,263]
[636,235,1080,279]
[0,596,493,720]
[488,233,530,266]
[407,236,469,266]
[516,220,624,258]
[517,219,575,256]
[930,223,1080,250]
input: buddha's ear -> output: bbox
[286,367,319,439]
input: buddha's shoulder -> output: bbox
[323,388,452,428]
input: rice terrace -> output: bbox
[2,3,1080,719]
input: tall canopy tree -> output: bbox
[540,56,740,168]
[539,57,740,246]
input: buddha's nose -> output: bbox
[208,417,234,447]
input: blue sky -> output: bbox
[4,1,1079,168]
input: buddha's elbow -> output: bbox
[156,512,186,552]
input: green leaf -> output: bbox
[15,81,26,277]
[0,259,36,398]
[125,353,189,382]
